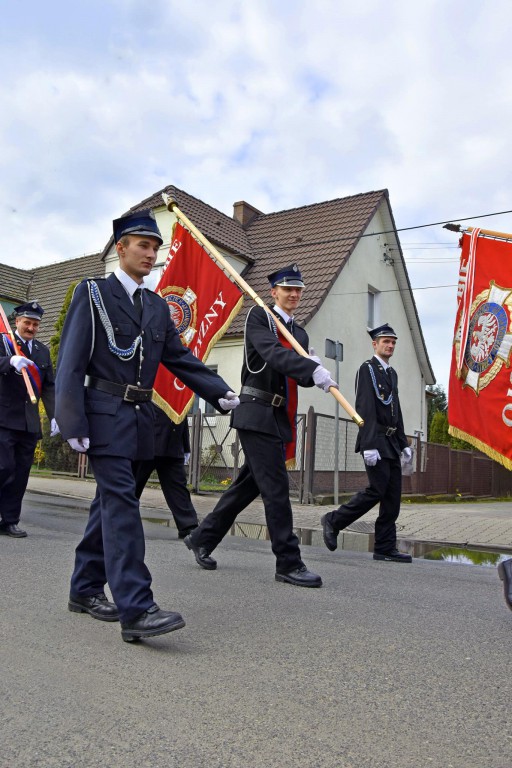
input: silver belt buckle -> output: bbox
[123,384,138,402]
[271,394,284,407]
[386,426,396,436]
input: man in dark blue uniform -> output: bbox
[321,323,413,562]
[184,264,337,587]
[0,302,56,537]
[55,209,239,643]
[133,403,198,539]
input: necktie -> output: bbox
[133,288,143,321]
[17,337,30,357]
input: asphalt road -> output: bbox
[1,493,511,768]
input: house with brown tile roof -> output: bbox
[0,252,104,344]
[102,184,434,436]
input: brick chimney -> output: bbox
[233,200,263,228]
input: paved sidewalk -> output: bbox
[27,473,512,552]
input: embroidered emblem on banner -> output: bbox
[160,285,198,345]
[455,281,512,394]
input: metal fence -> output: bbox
[307,410,512,500]
[35,408,512,499]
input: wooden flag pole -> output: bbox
[444,223,512,241]
[0,304,37,404]
[466,226,512,240]
[163,194,364,427]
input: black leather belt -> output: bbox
[241,386,285,407]
[377,424,397,436]
[85,375,153,403]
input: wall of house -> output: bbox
[202,336,244,393]
[302,204,427,439]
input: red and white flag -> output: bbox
[0,312,10,336]
[448,230,512,468]
[152,222,244,422]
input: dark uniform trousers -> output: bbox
[329,455,402,554]
[194,429,303,574]
[0,427,38,524]
[70,455,153,622]
[132,404,197,537]
[134,457,197,536]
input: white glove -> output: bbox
[219,391,240,411]
[68,437,90,453]
[312,365,338,393]
[308,347,322,366]
[10,355,35,372]
[363,449,381,467]
[50,418,60,437]
[184,453,191,466]
[402,446,412,461]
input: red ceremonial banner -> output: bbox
[152,222,244,422]
[0,309,11,335]
[448,231,512,469]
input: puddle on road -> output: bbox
[140,513,511,567]
[409,542,510,567]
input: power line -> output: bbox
[250,207,512,255]
[380,208,512,235]
[331,284,457,296]
[401,246,459,250]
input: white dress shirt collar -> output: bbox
[15,333,32,353]
[114,266,143,300]
[374,354,390,371]
[273,305,293,324]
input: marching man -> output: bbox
[185,263,337,587]
[56,209,239,643]
[0,302,56,538]
[321,323,413,562]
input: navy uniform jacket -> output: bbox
[151,403,190,459]
[0,333,55,437]
[231,305,318,443]
[55,274,230,460]
[354,356,408,459]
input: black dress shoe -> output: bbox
[68,592,120,622]
[121,604,185,643]
[0,523,27,538]
[321,514,338,551]
[184,534,217,570]
[373,549,412,563]
[498,558,512,611]
[275,565,323,588]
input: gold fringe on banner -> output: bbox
[448,425,512,471]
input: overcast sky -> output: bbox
[2,0,512,391]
